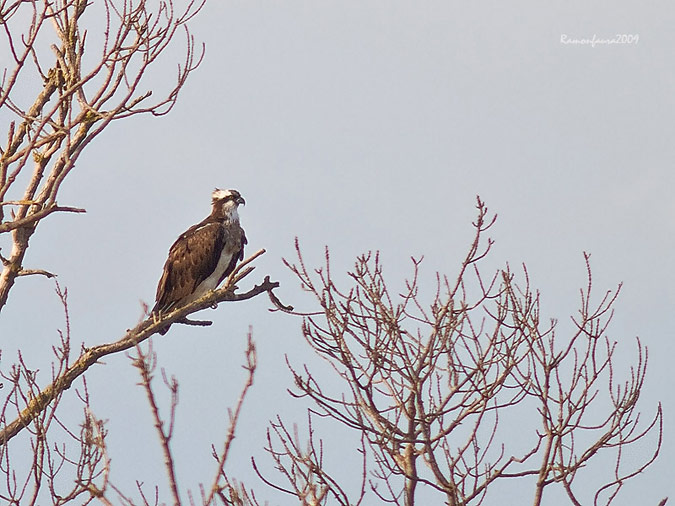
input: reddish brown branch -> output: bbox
[132,342,181,506]
[278,202,662,505]
[0,250,286,446]
[204,330,257,505]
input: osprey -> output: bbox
[152,188,247,335]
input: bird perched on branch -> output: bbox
[152,188,247,335]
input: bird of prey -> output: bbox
[152,188,247,334]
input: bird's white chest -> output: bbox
[192,247,234,299]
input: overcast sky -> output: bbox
[1,1,673,504]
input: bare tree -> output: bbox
[0,2,666,505]
[0,2,287,504]
[0,254,284,504]
[253,198,663,506]
[0,0,205,310]
[0,282,113,505]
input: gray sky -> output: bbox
[1,1,673,503]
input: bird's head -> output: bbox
[211,188,245,220]
[212,188,245,206]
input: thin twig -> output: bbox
[204,330,257,504]
[132,342,181,506]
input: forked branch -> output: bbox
[0,249,287,446]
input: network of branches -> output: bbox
[0,1,665,506]
[233,199,661,506]
[0,0,275,503]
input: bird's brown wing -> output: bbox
[153,221,224,313]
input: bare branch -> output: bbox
[0,0,207,313]
[276,199,662,505]
[0,205,85,233]
[204,330,257,505]
[131,342,181,506]
[0,249,284,446]
[16,268,57,278]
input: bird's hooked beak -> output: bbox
[236,196,246,206]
